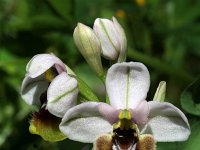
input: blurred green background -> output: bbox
[0,0,200,149]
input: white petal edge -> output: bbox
[141,101,190,142]
[26,54,66,78]
[112,17,127,62]
[60,102,112,143]
[93,18,119,60]
[47,72,78,118]
[21,75,48,106]
[106,62,150,109]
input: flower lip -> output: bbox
[113,128,138,150]
[112,109,139,150]
[29,107,66,142]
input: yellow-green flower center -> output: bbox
[112,109,139,149]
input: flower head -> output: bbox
[59,62,190,149]
[21,53,78,141]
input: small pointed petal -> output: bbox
[136,134,156,150]
[141,101,190,142]
[29,109,66,142]
[21,75,48,106]
[26,54,66,78]
[106,62,150,109]
[94,18,120,60]
[47,72,78,118]
[94,134,113,150]
[60,102,112,143]
[65,64,76,76]
[131,100,149,125]
[153,81,166,102]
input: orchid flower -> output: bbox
[60,62,190,149]
[21,54,78,141]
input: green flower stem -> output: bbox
[74,76,99,102]
[99,72,106,84]
[106,94,110,104]
[128,49,195,84]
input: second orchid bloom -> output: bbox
[21,54,78,141]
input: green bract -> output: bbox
[153,81,166,102]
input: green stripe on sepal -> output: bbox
[50,86,78,103]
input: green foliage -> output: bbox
[181,77,200,115]
[179,118,200,150]
[0,0,200,149]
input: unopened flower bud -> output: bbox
[93,17,127,62]
[73,23,104,77]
